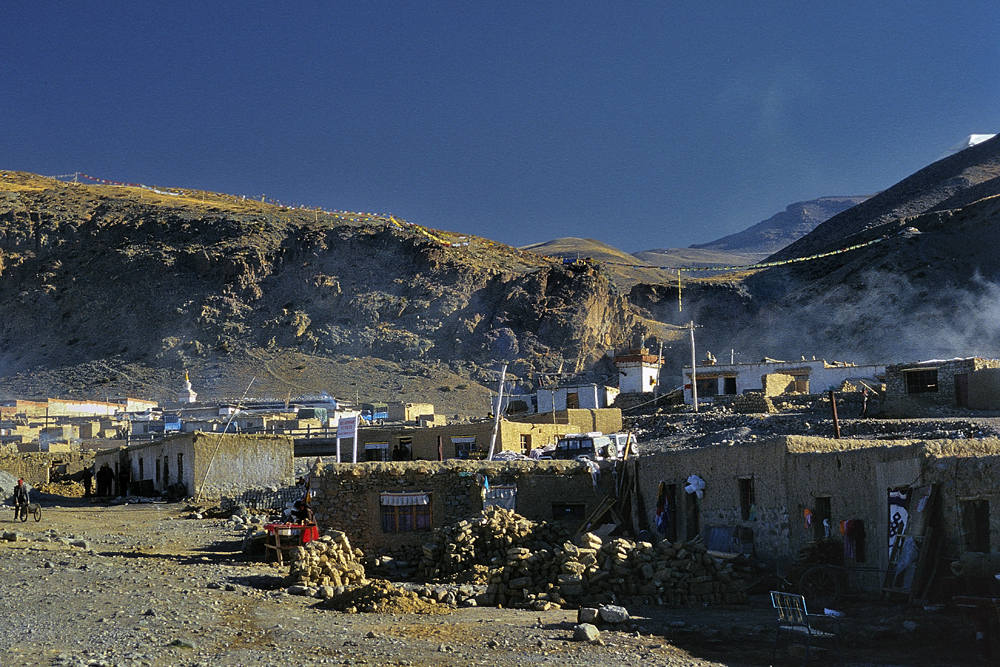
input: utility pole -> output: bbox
[829,390,841,439]
[486,363,508,460]
[655,340,663,401]
[689,321,699,412]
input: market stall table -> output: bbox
[264,523,319,565]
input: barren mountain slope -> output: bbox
[0,172,654,406]
[631,192,1000,372]
[770,134,1000,262]
[622,135,1000,375]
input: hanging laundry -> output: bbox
[844,519,866,562]
[888,489,910,558]
[685,474,705,499]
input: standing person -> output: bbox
[119,462,131,498]
[13,478,29,521]
[83,466,93,497]
[860,389,871,418]
[291,500,315,525]
[97,464,111,496]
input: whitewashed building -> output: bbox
[535,384,620,413]
[614,349,663,395]
[682,358,884,404]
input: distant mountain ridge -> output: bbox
[690,196,871,255]
[534,195,871,285]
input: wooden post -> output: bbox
[437,436,443,462]
[690,321,699,412]
[829,390,841,439]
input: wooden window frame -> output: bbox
[381,494,433,533]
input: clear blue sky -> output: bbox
[3,2,998,252]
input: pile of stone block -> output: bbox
[418,506,571,581]
[485,532,748,611]
[286,531,367,588]
[733,393,776,414]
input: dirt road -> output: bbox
[0,500,980,667]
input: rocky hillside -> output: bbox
[519,237,674,290]
[0,172,662,408]
[7,129,1000,408]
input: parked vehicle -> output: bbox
[360,403,388,424]
[552,432,637,461]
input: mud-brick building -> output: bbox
[94,432,293,498]
[639,436,1000,597]
[354,410,621,462]
[885,357,1000,414]
[357,420,573,461]
[308,459,611,554]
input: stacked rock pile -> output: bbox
[286,531,367,589]
[365,543,423,580]
[485,532,747,611]
[733,393,776,414]
[418,506,570,582]
[418,508,746,611]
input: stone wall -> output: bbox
[732,393,775,414]
[640,439,793,561]
[515,408,623,435]
[191,433,293,498]
[885,358,1000,415]
[309,459,609,555]
[99,432,293,499]
[921,440,1000,558]
[357,420,576,461]
[0,453,54,486]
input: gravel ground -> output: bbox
[0,500,984,667]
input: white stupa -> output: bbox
[178,370,198,403]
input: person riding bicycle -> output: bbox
[13,478,29,520]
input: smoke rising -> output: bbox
[728,270,1000,365]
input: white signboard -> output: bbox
[337,416,358,440]
[336,416,359,463]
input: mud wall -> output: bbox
[191,432,293,498]
[0,451,93,487]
